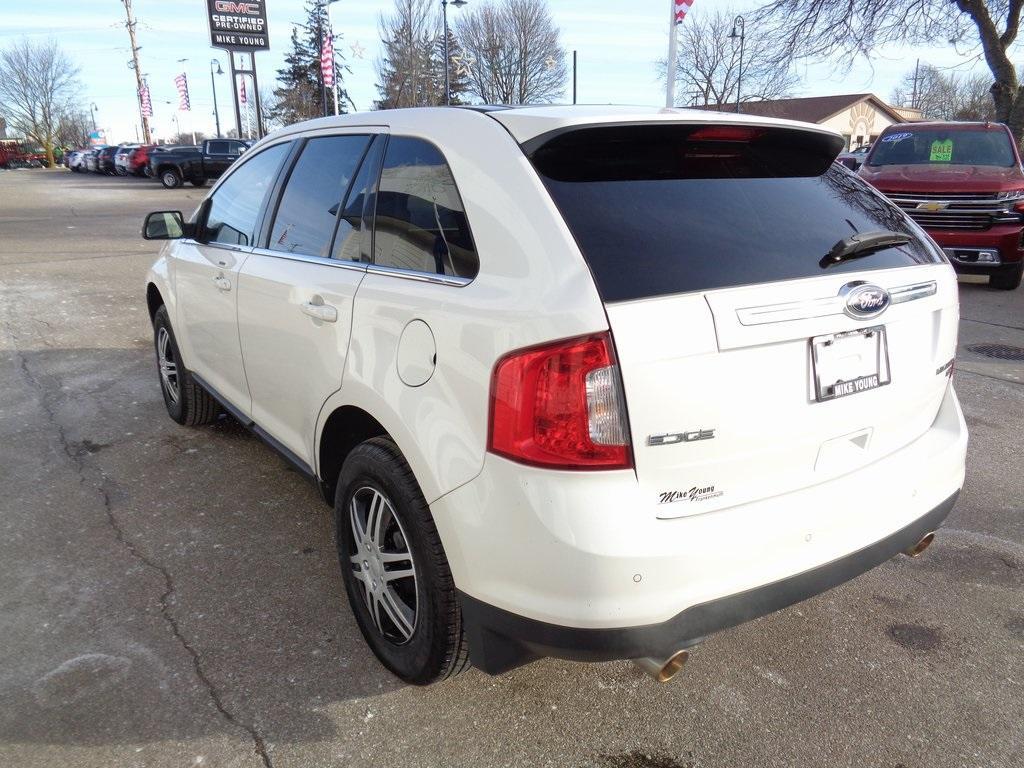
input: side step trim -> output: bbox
[190,372,316,480]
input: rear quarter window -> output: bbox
[531,124,942,303]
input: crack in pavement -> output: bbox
[3,318,274,768]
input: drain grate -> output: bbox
[966,343,1024,361]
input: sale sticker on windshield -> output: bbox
[930,139,953,162]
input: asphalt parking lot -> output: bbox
[1,168,1022,768]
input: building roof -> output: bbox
[701,94,906,125]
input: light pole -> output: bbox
[442,0,468,106]
[210,59,223,138]
[326,0,341,115]
[728,15,745,113]
[89,103,98,133]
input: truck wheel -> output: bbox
[189,177,207,187]
[160,169,182,189]
[152,306,220,426]
[990,264,1023,291]
[336,437,470,685]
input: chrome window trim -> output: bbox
[248,246,369,273]
[736,280,937,326]
[182,239,251,254]
[365,262,472,287]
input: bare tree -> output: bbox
[171,131,206,145]
[664,9,799,108]
[754,1,1024,142]
[54,107,92,149]
[0,38,81,167]
[891,64,998,121]
[454,0,566,104]
[376,0,442,108]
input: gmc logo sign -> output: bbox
[214,1,260,13]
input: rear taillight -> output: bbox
[488,332,632,470]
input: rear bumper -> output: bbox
[459,490,958,674]
[433,384,967,674]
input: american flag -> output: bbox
[321,27,335,88]
[174,73,191,111]
[674,0,693,24]
[240,77,247,105]
[139,82,153,118]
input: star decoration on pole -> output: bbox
[451,53,475,77]
[350,41,366,59]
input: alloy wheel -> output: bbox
[156,327,180,404]
[348,486,418,644]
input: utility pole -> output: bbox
[121,0,151,143]
[572,50,577,105]
[317,4,327,117]
[210,59,223,138]
[326,0,340,115]
[442,0,468,106]
[911,58,921,109]
[666,0,678,107]
[729,16,746,113]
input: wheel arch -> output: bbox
[146,282,164,323]
[317,405,389,506]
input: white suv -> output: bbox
[143,106,967,685]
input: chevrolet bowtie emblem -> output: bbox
[916,201,949,211]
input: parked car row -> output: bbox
[65,139,252,189]
[68,144,163,177]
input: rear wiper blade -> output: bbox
[820,230,911,268]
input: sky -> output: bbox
[0,0,1011,144]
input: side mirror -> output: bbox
[142,210,193,240]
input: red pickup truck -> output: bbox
[859,121,1024,290]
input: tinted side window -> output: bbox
[372,136,478,279]
[205,143,290,247]
[269,135,370,258]
[207,141,229,155]
[334,137,384,262]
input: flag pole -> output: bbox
[666,0,678,108]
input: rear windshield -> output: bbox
[531,124,941,302]
[867,127,1015,167]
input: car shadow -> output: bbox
[0,346,404,747]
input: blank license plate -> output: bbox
[811,326,891,402]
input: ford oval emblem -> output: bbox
[840,282,890,320]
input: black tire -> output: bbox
[152,306,220,426]
[990,263,1023,291]
[160,168,182,189]
[189,177,206,187]
[336,437,469,685]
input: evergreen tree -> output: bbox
[437,27,471,106]
[271,1,352,125]
[375,0,473,108]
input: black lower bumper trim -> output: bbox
[459,491,959,675]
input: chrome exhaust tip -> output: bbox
[903,531,936,558]
[633,649,690,683]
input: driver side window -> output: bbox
[204,143,290,246]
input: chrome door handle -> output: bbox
[301,300,338,323]
[213,274,232,292]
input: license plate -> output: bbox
[811,326,891,402]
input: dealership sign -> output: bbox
[206,0,269,51]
